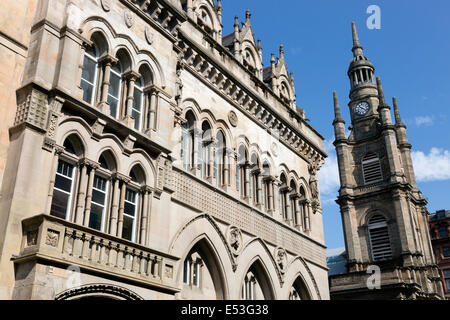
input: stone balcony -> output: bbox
[13,214,180,294]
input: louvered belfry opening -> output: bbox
[368,215,393,262]
[362,153,383,184]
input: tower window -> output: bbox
[368,215,393,262]
[362,153,383,185]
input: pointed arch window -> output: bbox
[362,153,383,185]
[368,215,393,261]
[108,62,122,119]
[80,46,99,105]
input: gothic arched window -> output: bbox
[362,153,383,185]
[368,215,393,261]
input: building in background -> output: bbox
[328,22,444,300]
[429,210,450,299]
[0,0,329,300]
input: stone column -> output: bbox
[148,88,159,132]
[45,147,64,215]
[123,70,141,126]
[98,54,118,114]
[244,163,250,200]
[255,170,262,206]
[139,186,152,246]
[75,159,89,225]
[109,174,124,236]
[83,161,99,227]
[117,176,130,238]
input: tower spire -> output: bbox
[392,97,405,127]
[376,77,387,107]
[351,22,363,57]
[333,92,344,123]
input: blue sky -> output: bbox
[221,1,450,249]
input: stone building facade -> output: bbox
[0,0,329,300]
[429,210,450,299]
[328,23,444,300]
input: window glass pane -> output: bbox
[89,203,103,231]
[122,215,134,241]
[92,189,106,205]
[444,270,450,277]
[183,259,190,285]
[108,96,118,118]
[133,89,142,112]
[81,56,97,83]
[109,73,121,98]
[124,202,136,217]
[125,189,136,203]
[81,80,94,104]
[132,108,141,130]
[50,189,70,219]
[55,174,73,193]
[444,248,450,257]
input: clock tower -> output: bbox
[329,23,444,300]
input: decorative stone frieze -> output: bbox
[14,86,48,130]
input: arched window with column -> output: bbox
[132,76,144,131]
[120,165,146,242]
[50,135,84,221]
[108,61,123,119]
[88,151,117,232]
[181,111,196,171]
[289,180,299,227]
[367,215,393,262]
[138,65,156,133]
[80,32,109,106]
[262,162,274,213]
[237,145,249,199]
[279,173,290,223]
[80,45,99,105]
[199,121,213,180]
[214,130,227,188]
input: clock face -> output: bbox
[355,102,370,116]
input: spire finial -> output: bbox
[376,77,387,106]
[351,22,361,48]
[246,9,251,23]
[351,22,364,57]
[333,92,344,124]
[280,44,284,59]
[257,39,262,51]
[393,97,405,126]
[271,53,275,64]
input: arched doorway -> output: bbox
[55,284,143,300]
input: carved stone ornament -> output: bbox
[145,27,154,45]
[124,10,135,28]
[275,247,288,273]
[271,142,279,157]
[227,226,243,256]
[228,111,238,127]
[46,230,60,248]
[101,0,111,12]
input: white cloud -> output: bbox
[415,116,434,127]
[412,148,450,182]
[319,140,340,198]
